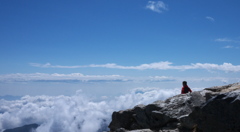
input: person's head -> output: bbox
[182,81,187,86]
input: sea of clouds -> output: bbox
[0,87,198,132]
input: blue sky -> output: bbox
[1,0,240,97]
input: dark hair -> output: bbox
[182,81,187,85]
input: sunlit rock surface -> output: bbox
[109,83,240,132]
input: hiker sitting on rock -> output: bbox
[181,81,192,94]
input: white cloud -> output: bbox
[189,63,240,72]
[215,38,240,43]
[146,1,168,13]
[97,62,240,72]
[223,45,234,49]
[206,16,215,22]
[1,73,239,85]
[222,45,240,49]
[0,73,125,83]
[0,88,178,132]
[30,62,240,72]
[29,63,86,68]
[148,76,176,82]
[90,61,173,70]
[215,38,240,49]
[215,38,232,42]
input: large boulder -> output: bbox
[108,83,240,132]
[109,91,206,131]
[189,90,240,132]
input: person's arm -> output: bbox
[189,87,192,93]
[181,87,184,94]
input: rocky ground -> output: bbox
[108,83,240,132]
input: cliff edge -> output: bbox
[108,83,240,132]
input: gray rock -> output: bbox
[109,91,205,131]
[109,110,136,131]
[189,91,240,132]
[109,83,240,132]
[178,115,195,129]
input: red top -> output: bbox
[181,85,192,94]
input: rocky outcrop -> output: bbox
[108,83,240,132]
[189,90,240,132]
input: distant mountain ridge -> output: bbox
[108,82,240,132]
[3,124,39,132]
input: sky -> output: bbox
[1,0,240,98]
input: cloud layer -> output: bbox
[0,88,179,132]
[0,73,126,83]
[0,73,238,85]
[30,62,240,72]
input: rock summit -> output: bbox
[108,83,240,132]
